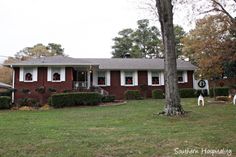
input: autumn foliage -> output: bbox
[182,14,236,79]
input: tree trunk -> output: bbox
[156,0,184,115]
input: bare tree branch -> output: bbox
[212,0,235,22]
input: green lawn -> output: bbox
[0,99,235,157]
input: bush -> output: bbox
[35,86,45,94]
[209,87,229,97]
[152,89,164,99]
[18,98,38,107]
[179,88,197,98]
[124,90,142,100]
[51,92,103,108]
[48,96,52,106]
[0,89,12,97]
[0,96,11,109]
[48,87,56,93]
[102,95,115,103]
[21,88,30,94]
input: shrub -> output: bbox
[21,88,30,94]
[209,87,229,97]
[124,90,142,100]
[48,87,56,93]
[35,86,45,94]
[18,98,38,107]
[0,96,11,109]
[0,89,12,97]
[48,96,52,106]
[152,89,164,99]
[51,92,103,108]
[179,88,197,98]
[63,90,72,93]
[102,95,115,103]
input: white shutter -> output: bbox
[120,71,125,86]
[60,67,66,81]
[19,67,24,82]
[148,71,152,86]
[160,72,165,85]
[93,70,98,86]
[183,71,188,83]
[47,67,52,81]
[134,71,138,86]
[106,71,111,86]
[33,67,38,82]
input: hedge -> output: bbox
[124,90,142,100]
[0,96,11,109]
[51,92,103,108]
[209,87,229,97]
[102,95,115,103]
[179,88,197,98]
[18,98,38,107]
[152,89,164,99]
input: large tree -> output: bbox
[112,19,162,58]
[15,43,65,61]
[112,19,185,59]
[111,29,135,58]
[156,0,184,116]
[131,19,162,58]
[0,43,65,84]
[182,14,236,79]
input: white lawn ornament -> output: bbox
[198,94,204,106]
[233,94,236,105]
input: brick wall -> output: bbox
[102,70,194,100]
[14,67,73,104]
[14,68,194,103]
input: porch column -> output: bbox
[87,70,91,89]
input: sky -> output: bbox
[0,0,190,62]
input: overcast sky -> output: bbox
[0,0,189,62]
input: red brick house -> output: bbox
[5,56,195,103]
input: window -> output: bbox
[53,73,61,81]
[24,68,33,82]
[152,72,160,85]
[19,67,37,82]
[25,73,32,81]
[97,71,106,85]
[125,72,133,85]
[121,71,138,86]
[51,68,61,82]
[178,71,184,82]
[48,67,65,82]
[148,71,164,86]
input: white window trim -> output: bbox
[148,71,164,86]
[47,67,65,82]
[121,70,138,86]
[20,67,38,82]
[178,71,188,83]
[93,70,111,87]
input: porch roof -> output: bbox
[0,82,12,89]
[4,55,196,71]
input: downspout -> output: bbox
[11,65,15,103]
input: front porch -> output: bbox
[72,67,93,90]
[72,67,108,95]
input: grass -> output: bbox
[0,98,236,157]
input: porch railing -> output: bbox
[73,81,88,90]
[73,82,109,96]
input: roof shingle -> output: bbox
[4,56,196,70]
